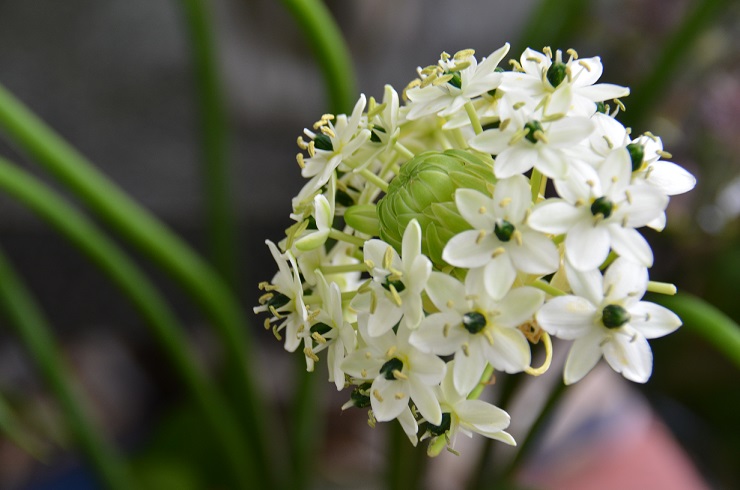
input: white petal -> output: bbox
[628,302,681,339]
[367,296,404,337]
[570,57,603,87]
[598,148,631,197]
[564,261,604,305]
[443,231,496,268]
[603,257,648,305]
[402,219,423,265]
[547,117,594,147]
[492,175,531,224]
[407,254,432,293]
[455,188,495,230]
[495,287,545,327]
[371,377,409,422]
[494,146,536,179]
[455,399,510,432]
[578,83,630,102]
[608,225,653,267]
[536,296,598,339]
[527,200,582,234]
[619,185,669,228]
[341,348,380,379]
[411,312,466,355]
[409,377,442,426]
[364,239,400,275]
[453,342,488,394]
[508,230,560,275]
[645,161,696,195]
[401,292,425,330]
[486,327,531,373]
[534,147,569,180]
[564,330,605,384]
[397,407,419,447]
[408,351,447,386]
[602,331,653,383]
[470,128,511,155]
[566,220,611,271]
[483,253,517,300]
[425,271,467,312]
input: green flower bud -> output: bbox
[590,196,614,219]
[344,204,380,236]
[314,133,333,151]
[546,61,567,88]
[377,150,495,267]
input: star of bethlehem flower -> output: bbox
[254,43,695,456]
[536,258,682,384]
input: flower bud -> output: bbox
[377,150,495,267]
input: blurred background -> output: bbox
[0,0,738,488]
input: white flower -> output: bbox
[442,175,560,299]
[500,48,630,117]
[293,95,371,209]
[353,220,431,336]
[341,316,446,425]
[294,174,336,251]
[528,148,669,270]
[469,105,594,179]
[406,45,510,121]
[311,271,357,390]
[410,271,543,394]
[426,361,515,455]
[254,241,308,354]
[536,258,682,384]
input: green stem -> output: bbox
[530,169,544,202]
[500,381,568,482]
[0,84,275,486]
[651,292,740,370]
[329,228,366,247]
[278,0,356,114]
[0,250,134,490]
[388,422,427,490]
[177,0,237,287]
[529,279,566,297]
[0,158,254,487]
[467,364,495,400]
[320,262,368,274]
[464,101,483,135]
[359,168,389,192]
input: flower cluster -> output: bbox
[255,44,695,455]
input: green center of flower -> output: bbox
[349,382,372,408]
[267,292,290,309]
[596,101,607,114]
[310,322,332,336]
[524,120,544,144]
[602,304,631,328]
[380,357,404,380]
[427,412,452,436]
[370,125,386,143]
[382,275,406,293]
[463,311,487,334]
[626,143,645,171]
[446,71,462,89]
[590,196,614,219]
[313,133,333,151]
[494,220,516,242]
[546,61,567,88]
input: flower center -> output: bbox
[590,196,614,219]
[524,120,544,144]
[349,382,372,408]
[546,61,567,88]
[602,304,631,328]
[380,357,404,380]
[313,133,333,151]
[427,412,452,436]
[382,275,406,293]
[626,143,645,171]
[446,71,462,89]
[494,220,516,242]
[267,292,290,309]
[310,322,332,335]
[463,311,487,334]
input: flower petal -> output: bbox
[608,225,653,267]
[494,146,536,179]
[455,188,495,230]
[409,377,443,425]
[486,327,531,373]
[492,175,531,224]
[602,330,653,383]
[628,302,682,339]
[528,200,582,235]
[453,341,488,394]
[443,230,496,268]
[566,220,611,271]
[537,296,597,339]
[411,312,466,355]
[371,377,409,422]
[564,330,605,384]
[425,271,467,312]
[483,253,517,300]
[455,399,510,433]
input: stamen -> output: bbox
[499,197,512,207]
[476,230,486,244]
[657,150,672,159]
[578,60,592,72]
[392,370,408,380]
[478,206,487,214]
[296,136,308,149]
[454,48,475,60]
[524,332,553,376]
[446,300,455,309]
[303,347,319,362]
[296,153,305,168]
[373,390,384,402]
[566,48,579,60]
[492,247,506,257]
[312,332,327,344]
[499,118,511,131]
[461,343,470,356]
[383,246,394,270]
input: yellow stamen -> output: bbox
[524,331,553,376]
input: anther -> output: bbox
[373,390,384,402]
[296,153,305,168]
